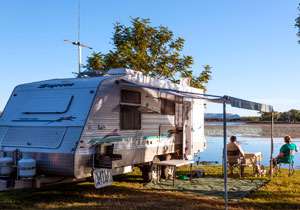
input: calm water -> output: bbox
[196,136,300,168]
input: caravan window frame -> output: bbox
[161,98,175,115]
[120,89,141,130]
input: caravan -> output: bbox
[0,68,206,190]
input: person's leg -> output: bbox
[272,159,277,168]
[228,163,233,175]
[270,158,278,174]
[240,158,245,177]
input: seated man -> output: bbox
[273,135,299,167]
[227,136,245,176]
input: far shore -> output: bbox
[205,121,300,126]
[205,122,300,138]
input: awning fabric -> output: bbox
[119,81,214,100]
[229,97,273,112]
[119,80,273,113]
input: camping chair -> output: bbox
[226,150,245,178]
[275,150,295,177]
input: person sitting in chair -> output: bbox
[273,135,299,168]
[227,136,245,176]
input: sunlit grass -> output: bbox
[0,166,299,209]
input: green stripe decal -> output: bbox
[88,134,173,144]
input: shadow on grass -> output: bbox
[0,180,227,210]
[113,173,145,183]
[0,167,299,210]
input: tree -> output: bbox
[289,109,300,122]
[84,17,212,91]
[279,111,290,122]
[273,112,280,121]
[296,3,300,43]
[260,112,272,121]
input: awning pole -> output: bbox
[223,96,228,210]
[270,111,274,179]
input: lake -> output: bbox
[197,123,300,168]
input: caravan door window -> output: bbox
[120,90,141,130]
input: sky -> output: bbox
[0,0,300,116]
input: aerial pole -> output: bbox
[64,0,92,74]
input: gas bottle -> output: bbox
[0,152,13,177]
[18,152,36,178]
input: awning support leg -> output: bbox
[223,95,228,210]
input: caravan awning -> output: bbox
[118,78,274,210]
[118,80,273,113]
[118,80,210,100]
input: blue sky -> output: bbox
[1,0,300,116]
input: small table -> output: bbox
[244,152,262,165]
[244,152,263,176]
[156,160,194,186]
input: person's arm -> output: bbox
[237,145,245,158]
[274,145,286,160]
[274,153,284,160]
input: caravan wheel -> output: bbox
[163,154,174,179]
[140,156,161,183]
[150,156,161,183]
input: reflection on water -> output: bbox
[196,136,300,168]
[205,122,247,126]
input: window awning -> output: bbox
[119,102,159,114]
[118,80,273,113]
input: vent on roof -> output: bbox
[107,68,143,76]
[77,70,107,77]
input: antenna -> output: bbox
[64,0,92,74]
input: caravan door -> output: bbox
[182,102,192,159]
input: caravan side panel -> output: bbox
[75,77,178,178]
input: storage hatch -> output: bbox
[0,126,66,149]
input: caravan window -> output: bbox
[120,89,141,130]
[121,90,141,104]
[22,95,73,114]
[161,99,175,115]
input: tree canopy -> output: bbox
[259,109,300,122]
[84,17,211,91]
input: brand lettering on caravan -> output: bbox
[38,83,75,89]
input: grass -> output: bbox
[1,166,300,210]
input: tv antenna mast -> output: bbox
[64,0,92,74]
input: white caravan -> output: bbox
[0,68,206,190]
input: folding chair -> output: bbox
[275,150,295,177]
[226,150,245,178]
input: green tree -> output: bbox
[289,109,300,122]
[296,3,300,43]
[260,111,280,122]
[84,17,212,91]
[273,111,280,121]
[279,111,290,122]
[260,112,272,121]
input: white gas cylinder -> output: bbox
[0,152,13,177]
[18,152,36,178]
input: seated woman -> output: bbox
[273,136,299,167]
